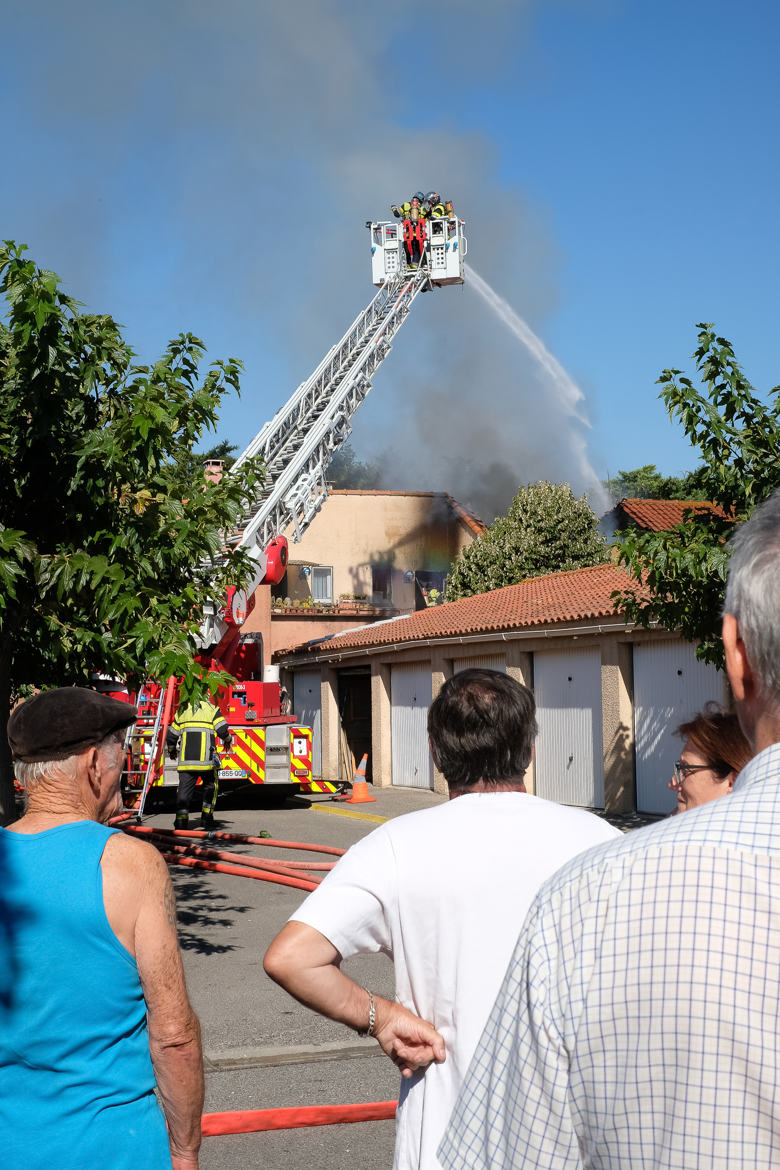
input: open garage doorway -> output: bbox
[337,668,373,784]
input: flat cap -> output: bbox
[7,687,138,763]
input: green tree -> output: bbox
[445,481,609,601]
[603,464,708,504]
[0,243,263,822]
[179,438,238,481]
[326,442,383,489]
[614,324,780,667]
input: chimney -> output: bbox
[204,459,224,485]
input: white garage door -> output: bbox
[453,655,506,673]
[391,663,433,789]
[534,648,604,808]
[292,669,322,777]
[634,640,726,815]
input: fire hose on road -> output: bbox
[201,1100,398,1135]
[112,820,344,891]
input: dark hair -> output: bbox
[675,702,752,777]
[427,668,537,790]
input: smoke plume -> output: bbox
[3,0,604,522]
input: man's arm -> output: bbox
[165,725,180,759]
[264,921,445,1078]
[135,847,204,1170]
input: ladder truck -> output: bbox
[128,210,467,813]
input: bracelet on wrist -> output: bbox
[358,989,376,1038]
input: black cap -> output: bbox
[7,687,138,763]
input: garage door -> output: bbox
[453,655,506,674]
[292,670,322,778]
[391,663,433,789]
[534,648,604,808]
[634,640,725,815]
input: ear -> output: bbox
[725,770,737,792]
[722,613,754,703]
[84,745,102,800]
[428,736,440,770]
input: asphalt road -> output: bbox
[142,784,447,1170]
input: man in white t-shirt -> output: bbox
[264,668,620,1169]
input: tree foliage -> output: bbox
[445,481,609,601]
[178,438,238,481]
[603,463,708,504]
[326,442,383,489]
[0,242,263,821]
[613,324,780,667]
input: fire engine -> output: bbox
[127,209,468,814]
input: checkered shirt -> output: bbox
[439,741,780,1170]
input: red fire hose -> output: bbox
[122,822,346,855]
[201,1099,398,1136]
[116,822,344,890]
[160,852,317,891]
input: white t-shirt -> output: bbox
[291,791,621,1169]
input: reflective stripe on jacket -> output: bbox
[167,702,229,772]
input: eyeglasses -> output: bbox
[673,760,714,784]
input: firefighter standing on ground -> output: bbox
[167,699,231,830]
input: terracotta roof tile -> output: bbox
[276,562,647,661]
[619,498,727,531]
[443,493,486,535]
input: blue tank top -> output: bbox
[0,821,172,1169]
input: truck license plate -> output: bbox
[219,768,247,779]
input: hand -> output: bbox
[373,996,445,1079]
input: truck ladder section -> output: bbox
[123,678,177,818]
[228,268,429,553]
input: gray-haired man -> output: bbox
[1,688,203,1170]
[441,489,780,1169]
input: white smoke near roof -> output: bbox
[3,0,605,522]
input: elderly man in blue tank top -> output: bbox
[0,688,204,1170]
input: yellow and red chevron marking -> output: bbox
[289,725,312,784]
[219,727,266,784]
[289,726,339,793]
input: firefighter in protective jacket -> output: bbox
[167,699,232,830]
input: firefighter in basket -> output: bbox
[166,698,232,830]
[393,192,426,268]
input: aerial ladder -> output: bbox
[131,209,467,814]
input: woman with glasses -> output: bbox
[669,702,752,814]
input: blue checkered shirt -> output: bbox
[439,741,780,1170]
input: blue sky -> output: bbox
[2,0,778,519]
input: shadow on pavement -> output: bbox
[172,870,253,955]
[217,785,313,812]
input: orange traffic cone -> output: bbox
[345,754,376,804]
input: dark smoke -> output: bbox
[3,0,603,521]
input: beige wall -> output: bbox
[242,491,481,666]
[282,625,697,811]
[280,491,477,608]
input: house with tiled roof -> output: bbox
[599,497,728,541]
[276,561,726,817]
[240,488,486,664]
